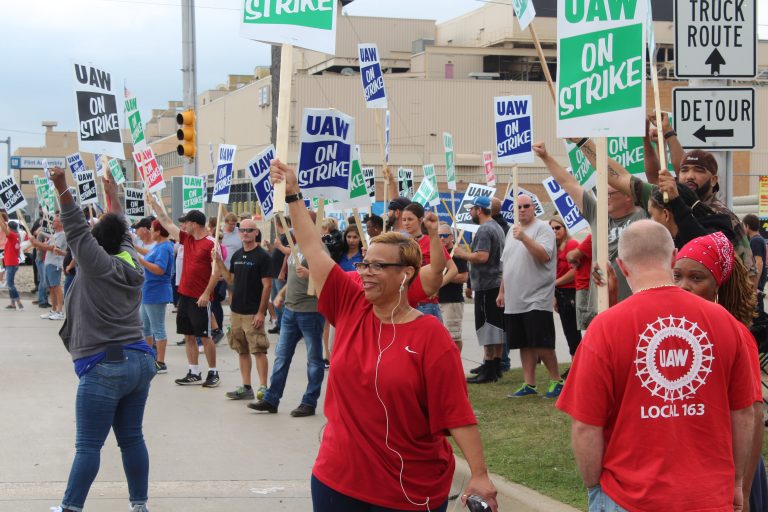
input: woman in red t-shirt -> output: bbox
[1,213,23,311]
[271,160,498,512]
[550,216,581,357]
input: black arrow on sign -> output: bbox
[693,126,733,142]
[705,48,726,76]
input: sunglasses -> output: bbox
[240,228,258,233]
[438,234,451,239]
[551,225,563,231]
[518,204,532,210]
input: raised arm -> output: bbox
[0,215,9,235]
[103,174,121,216]
[418,212,446,297]
[533,142,585,212]
[146,193,181,241]
[574,139,632,197]
[270,159,335,295]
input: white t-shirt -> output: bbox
[501,218,556,314]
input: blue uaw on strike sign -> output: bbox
[494,95,534,164]
[358,43,387,109]
[212,144,237,204]
[246,145,276,221]
[543,175,588,234]
[297,108,356,202]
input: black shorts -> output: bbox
[176,294,211,338]
[504,310,556,350]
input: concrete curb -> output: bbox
[453,457,581,512]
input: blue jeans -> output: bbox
[271,278,285,327]
[264,308,325,409]
[141,303,168,340]
[311,474,448,512]
[62,349,157,511]
[587,485,628,512]
[36,259,48,303]
[64,272,75,297]
[5,265,18,300]
[416,302,442,321]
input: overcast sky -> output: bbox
[1,0,766,175]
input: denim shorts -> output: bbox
[45,264,62,287]
[141,303,168,340]
[588,485,628,512]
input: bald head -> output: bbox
[617,220,675,272]
[491,197,502,216]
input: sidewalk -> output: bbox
[0,302,577,511]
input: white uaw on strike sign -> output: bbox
[674,0,756,78]
[673,87,754,150]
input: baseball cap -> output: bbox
[389,196,412,211]
[132,216,154,230]
[470,196,491,209]
[681,150,718,175]
[178,210,206,226]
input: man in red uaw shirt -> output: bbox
[557,220,758,512]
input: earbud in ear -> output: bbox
[400,273,407,292]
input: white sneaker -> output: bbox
[50,507,63,512]
[40,311,53,319]
[130,504,149,512]
[49,312,65,321]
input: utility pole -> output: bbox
[0,137,10,179]
[182,0,198,176]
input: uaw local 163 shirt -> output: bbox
[557,286,760,512]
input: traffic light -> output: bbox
[176,109,196,158]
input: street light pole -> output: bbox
[182,0,198,177]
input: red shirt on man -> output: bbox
[315,265,476,510]
[573,234,592,291]
[557,286,758,512]
[3,230,20,267]
[177,231,215,298]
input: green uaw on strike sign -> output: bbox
[557,0,647,137]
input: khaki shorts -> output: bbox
[575,288,596,331]
[228,312,270,355]
[439,302,464,342]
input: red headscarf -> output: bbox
[676,232,734,286]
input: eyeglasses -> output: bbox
[607,191,621,198]
[240,228,258,233]
[438,234,451,239]
[518,204,532,210]
[353,261,406,273]
[551,226,563,231]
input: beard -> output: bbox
[689,180,712,200]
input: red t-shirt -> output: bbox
[3,230,20,267]
[556,239,580,290]
[178,231,215,298]
[557,287,759,512]
[574,234,593,291]
[416,235,450,304]
[315,265,476,509]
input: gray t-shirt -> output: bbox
[501,218,556,313]
[44,231,67,268]
[469,220,505,291]
[581,191,648,304]
[284,247,318,313]
[222,228,242,268]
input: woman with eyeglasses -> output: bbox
[270,159,498,512]
[549,216,582,358]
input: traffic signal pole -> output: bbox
[182,0,198,176]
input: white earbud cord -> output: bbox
[374,284,430,511]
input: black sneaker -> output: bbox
[323,359,330,370]
[290,404,316,417]
[175,370,202,385]
[248,399,278,413]
[469,363,486,375]
[211,329,224,344]
[176,339,186,346]
[155,361,168,374]
[38,302,52,309]
[202,370,220,388]
[267,326,280,334]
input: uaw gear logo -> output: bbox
[635,316,714,402]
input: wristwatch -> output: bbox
[285,192,304,204]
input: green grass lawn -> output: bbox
[460,363,768,512]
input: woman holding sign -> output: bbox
[270,159,498,512]
[47,167,156,512]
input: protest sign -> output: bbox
[483,151,497,187]
[362,167,376,203]
[556,0,647,137]
[511,0,537,30]
[94,154,104,177]
[412,175,439,208]
[133,147,165,193]
[543,175,589,234]
[444,133,457,191]
[240,0,337,55]
[107,159,126,185]
[608,137,645,177]
[455,183,496,233]
[246,145,276,221]
[182,175,206,213]
[500,186,544,223]
[124,94,146,148]
[0,176,27,214]
[398,168,414,199]
[72,62,124,158]
[297,109,355,202]
[760,176,768,218]
[343,145,371,208]
[67,153,86,176]
[211,144,237,204]
[495,95,534,164]
[75,170,99,205]
[125,188,146,219]
[34,176,56,214]
[359,44,387,109]
[422,164,440,207]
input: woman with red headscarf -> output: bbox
[674,232,765,511]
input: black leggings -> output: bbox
[555,287,582,356]
[311,475,448,512]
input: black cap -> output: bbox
[132,216,154,230]
[388,196,411,211]
[178,210,206,226]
